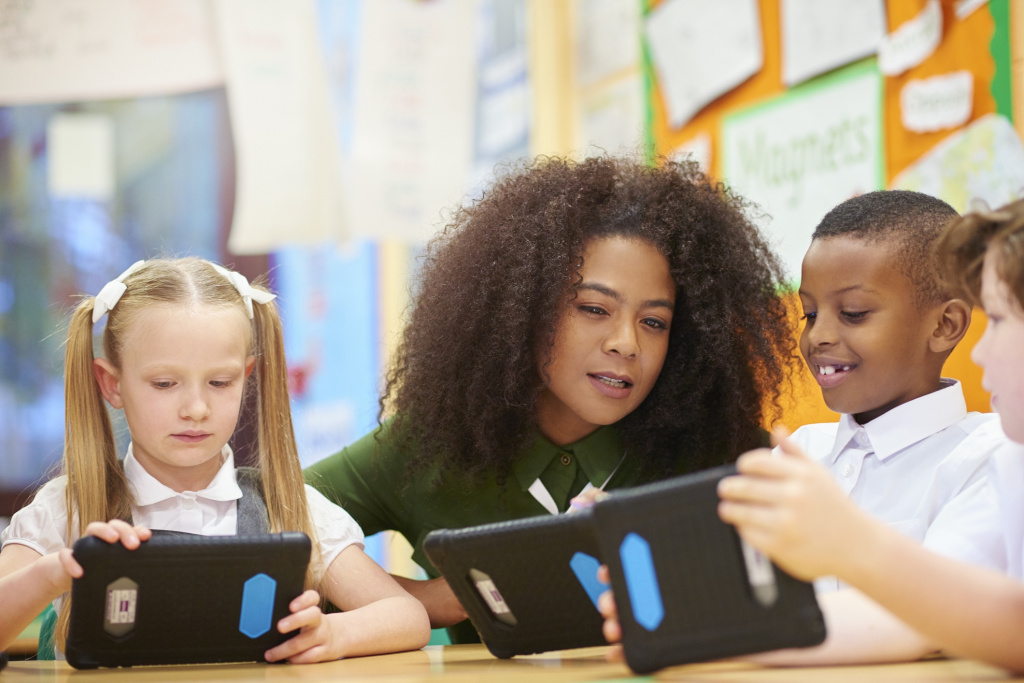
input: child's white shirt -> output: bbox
[1,444,364,618]
[785,380,1009,591]
[989,439,1024,580]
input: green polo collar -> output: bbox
[512,425,625,493]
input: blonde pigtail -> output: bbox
[249,288,322,589]
[56,300,133,649]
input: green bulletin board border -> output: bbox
[989,0,1013,120]
[641,0,656,165]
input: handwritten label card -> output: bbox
[878,0,942,76]
[901,71,974,133]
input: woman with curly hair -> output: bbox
[306,156,796,642]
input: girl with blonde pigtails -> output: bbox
[0,258,429,663]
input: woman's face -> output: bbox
[536,236,676,445]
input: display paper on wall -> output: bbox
[0,0,223,105]
[780,0,886,86]
[577,73,645,156]
[216,0,345,254]
[645,0,762,130]
[46,113,115,200]
[890,113,1024,214]
[878,0,942,76]
[900,71,974,133]
[575,0,642,88]
[350,0,477,243]
[722,63,884,282]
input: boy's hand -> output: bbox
[265,590,336,664]
[717,428,866,581]
[56,520,153,589]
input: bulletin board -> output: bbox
[644,0,1017,427]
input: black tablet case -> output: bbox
[592,465,826,673]
[65,532,310,669]
[423,511,607,658]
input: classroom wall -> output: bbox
[1,0,1021,527]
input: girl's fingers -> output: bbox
[289,589,320,614]
[82,520,152,549]
[279,605,321,634]
[57,547,83,579]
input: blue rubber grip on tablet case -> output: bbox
[569,551,605,611]
[620,533,664,631]
[239,573,277,638]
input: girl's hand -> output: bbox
[265,590,337,664]
[717,428,867,581]
[57,520,153,586]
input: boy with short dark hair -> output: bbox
[790,190,1006,588]
[718,197,1024,673]
[599,190,1009,665]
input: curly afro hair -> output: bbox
[382,156,797,481]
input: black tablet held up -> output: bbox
[423,511,608,658]
[65,532,310,669]
[592,465,826,674]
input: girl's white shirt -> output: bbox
[1,443,364,604]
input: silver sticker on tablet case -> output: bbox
[468,568,517,626]
[104,577,139,637]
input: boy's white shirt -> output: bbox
[1,444,364,624]
[784,380,1009,592]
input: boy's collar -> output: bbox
[829,379,966,462]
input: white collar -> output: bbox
[829,379,967,463]
[124,443,243,506]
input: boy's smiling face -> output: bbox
[798,235,946,424]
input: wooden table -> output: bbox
[2,645,1019,681]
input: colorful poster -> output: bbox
[722,63,884,282]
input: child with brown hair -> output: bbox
[0,258,429,662]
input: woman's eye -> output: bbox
[800,312,816,322]
[578,305,607,316]
[641,318,668,330]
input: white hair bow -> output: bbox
[92,260,146,323]
[210,263,276,319]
